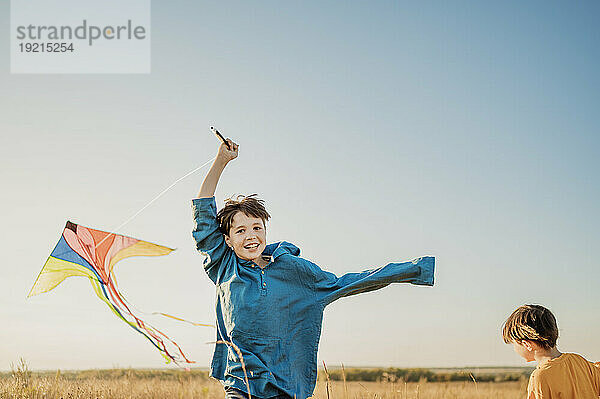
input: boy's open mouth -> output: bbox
[244,243,259,249]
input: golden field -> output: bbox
[1,361,529,399]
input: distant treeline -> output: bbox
[0,368,210,382]
[2,366,531,383]
[317,367,531,383]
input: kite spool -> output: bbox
[210,126,231,150]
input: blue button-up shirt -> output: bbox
[192,197,435,399]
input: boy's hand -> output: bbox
[217,139,238,164]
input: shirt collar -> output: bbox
[262,241,301,259]
[237,241,300,268]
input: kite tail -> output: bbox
[102,274,197,364]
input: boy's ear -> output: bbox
[522,340,534,351]
[224,235,231,248]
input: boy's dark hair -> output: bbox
[216,194,270,236]
[502,304,559,349]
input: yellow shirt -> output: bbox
[528,353,600,398]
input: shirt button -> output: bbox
[263,283,267,286]
[261,271,264,274]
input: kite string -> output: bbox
[94,155,217,343]
[96,156,216,249]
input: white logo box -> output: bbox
[11,0,151,74]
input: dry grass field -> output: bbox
[1,361,528,399]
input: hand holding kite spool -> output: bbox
[211,126,230,150]
[211,126,238,163]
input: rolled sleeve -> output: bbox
[412,256,435,286]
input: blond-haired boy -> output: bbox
[503,304,600,398]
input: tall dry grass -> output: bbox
[314,380,526,399]
[1,361,528,399]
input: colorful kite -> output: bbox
[28,221,196,364]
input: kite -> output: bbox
[28,221,201,364]
[28,134,223,365]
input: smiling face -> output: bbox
[224,211,267,262]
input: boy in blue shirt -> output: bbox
[193,138,435,399]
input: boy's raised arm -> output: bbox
[192,139,238,283]
[197,139,238,198]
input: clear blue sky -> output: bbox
[1,1,598,370]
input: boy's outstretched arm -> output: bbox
[302,257,435,306]
[197,139,238,198]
